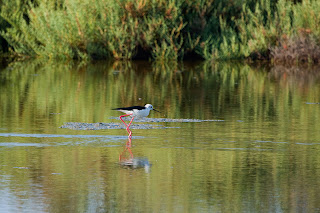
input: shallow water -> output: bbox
[1,60,320,212]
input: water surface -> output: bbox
[1,60,320,212]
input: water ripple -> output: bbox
[0,133,132,140]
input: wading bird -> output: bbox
[113,104,160,138]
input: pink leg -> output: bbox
[119,114,130,127]
[127,129,132,138]
[119,114,134,138]
[128,116,135,128]
[127,116,134,138]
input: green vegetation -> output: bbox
[0,0,320,62]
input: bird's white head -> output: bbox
[144,104,154,111]
[144,104,160,113]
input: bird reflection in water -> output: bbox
[119,137,151,173]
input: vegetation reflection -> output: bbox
[1,60,320,211]
[1,60,320,133]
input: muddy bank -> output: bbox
[59,122,172,130]
[109,117,224,123]
[60,118,223,130]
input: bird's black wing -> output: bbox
[112,106,145,110]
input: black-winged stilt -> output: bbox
[113,104,160,137]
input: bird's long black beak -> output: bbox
[153,109,160,113]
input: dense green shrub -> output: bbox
[202,0,320,62]
[0,0,320,62]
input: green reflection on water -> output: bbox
[1,60,320,212]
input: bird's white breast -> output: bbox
[132,109,150,118]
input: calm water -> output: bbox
[1,60,320,212]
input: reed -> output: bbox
[0,0,320,62]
